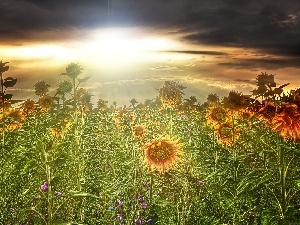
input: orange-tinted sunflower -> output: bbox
[21,99,36,115]
[50,114,71,138]
[38,96,54,112]
[5,108,25,130]
[143,136,184,173]
[6,108,25,122]
[234,108,254,121]
[0,100,11,119]
[215,121,240,147]
[50,125,70,138]
[7,123,22,131]
[257,101,278,123]
[206,104,228,128]
[271,102,300,142]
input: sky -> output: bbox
[1,0,300,106]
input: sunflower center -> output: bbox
[220,127,232,139]
[149,141,174,162]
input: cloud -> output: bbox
[0,0,299,60]
[150,65,182,72]
[158,50,228,55]
[218,57,300,70]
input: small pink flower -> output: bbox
[141,201,148,209]
[40,182,48,191]
[197,180,205,185]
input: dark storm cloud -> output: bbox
[219,57,300,70]
[180,1,300,57]
[1,0,299,58]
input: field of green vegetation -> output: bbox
[1,61,300,224]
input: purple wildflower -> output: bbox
[40,182,48,191]
[55,191,62,197]
[135,218,142,225]
[141,201,148,209]
[143,182,151,191]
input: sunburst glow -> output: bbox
[80,28,180,67]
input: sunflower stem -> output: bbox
[0,71,5,148]
[150,174,154,205]
[278,137,287,224]
[169,109,173,137]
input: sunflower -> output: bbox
[97,99,108,111]
[231,108,255,130]
[34,80,51,97]
[6,108,25,122]
[257,101,277,123]
[234,108,255,121]
[22,99,36,115]
[0,100,11,119]
[50,114,71,138]
[50,125,70,138]
[271,103,300,142]
[7,123,22,131]
[38,96,54,112]
[215,121,240,147]
[159,81,184,109]
[143,136,184,173]
[132,125,146,138]
[206,104,228,128]
[222,91,247,109]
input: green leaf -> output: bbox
[69,190,99,198]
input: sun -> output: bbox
[80,28,179,67]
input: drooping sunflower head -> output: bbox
[143,136,184,174]
[215,121,240,147]
[6,108,25,122]
[271,103,300,142]
[34,80,51,97]
[207,93,219,105]
[22,99,36,115]
[206,104,228,128]
[38,96,54,112]
[222,91,246,109]
[159,81,185,109]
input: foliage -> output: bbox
[1,67,300,225]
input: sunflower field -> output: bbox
[1,62,300,225]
